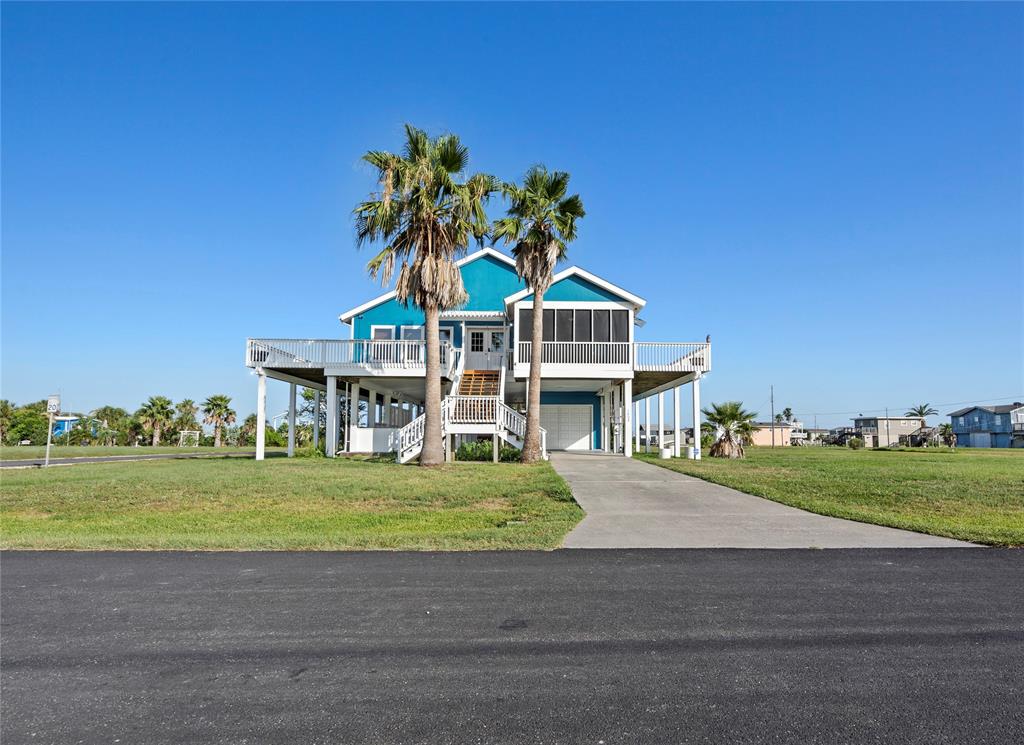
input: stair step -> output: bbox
[459,370,500,396]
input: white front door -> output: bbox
[466,328,506,370]
[540,404,593,450]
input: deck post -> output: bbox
[623,379,633,457]
[383,393,393,427]
[255,370,266,461]
[492,433,500,463]
[673,386,681,458]
[634,401,641,453]
[287,383,296,457]
[691,373,702,460]
[347,383,359,453]
[657,391,665,454]
[313,391,321,450]
[326,375,338,457]
[644,397,651,453]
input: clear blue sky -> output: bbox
[2,2,1022,428]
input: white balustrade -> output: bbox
[514,340,710,372]
[246,339,451,371]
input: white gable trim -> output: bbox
[503,266,647,309]
[338,247,516,324]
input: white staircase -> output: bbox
[397,395,546,464]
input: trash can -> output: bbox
[686,446,696,459]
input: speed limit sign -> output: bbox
[44,394,61,467]
[47,395,60,414]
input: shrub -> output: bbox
[294,444,326,458]
[455,440,521,462]
[847,437,864,450]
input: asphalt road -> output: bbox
[3,550,1022,744]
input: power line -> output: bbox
[801,395,1024,418]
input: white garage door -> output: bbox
[540,405,593,450]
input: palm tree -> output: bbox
[774,413,785,424]
[702,401,758,459]
[938,422,956,448]
[136,396,174,446]
[354,124,495,466]
[492,166,585,463]
[905,403,938,423]
[202,394,236,447]
[781,407,793,422]
[0,399,15,444]
[175,399,200,430]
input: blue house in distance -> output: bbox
[947,403,1024,448]
[246,247,711,462]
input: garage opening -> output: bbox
[539,404,593,450]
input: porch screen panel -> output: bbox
[574,310,592,341]
[556,310,574,343]
[612,310,629,362]
[593,310,610,342]
[518,309,533,342]
[542,309,555,342]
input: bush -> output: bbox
[847,437,864,450]
[294,444,325,458]
[455,440,521,462]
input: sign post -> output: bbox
[45,395,60,468]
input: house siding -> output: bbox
[522,274,623,303]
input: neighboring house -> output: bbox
[51,416,80,438]
[794,427,829,445]
[850,416,924,448]
[947,403,1024,448]
[245,247,711,461]
[749,422,793,447]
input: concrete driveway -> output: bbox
[552,452,975,548]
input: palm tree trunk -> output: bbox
[214,424,221,448]
[420,303,444,466]
[153,425,161,447]
[521,292,545,463]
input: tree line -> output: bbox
[0,395,242,448]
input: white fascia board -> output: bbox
[338,248,514,325]
[503,266,647,310]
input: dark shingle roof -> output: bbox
[947,403,1023,417]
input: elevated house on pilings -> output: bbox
[245,247,711,462]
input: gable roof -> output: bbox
[503,266,647,310]
[338,248,517,324]
[947,403,1023,417]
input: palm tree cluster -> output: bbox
[355,124,585,465]
[701,402,758,459]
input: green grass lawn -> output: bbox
[0,457,582,550]
[639,447,1024,546]
[0,445,283,461]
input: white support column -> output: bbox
[348,383,360,453]
[383,393,393,427]
[673,386,681,458]
[634,401,641,453]
[313,390,321,450]
[326,376,338,457]
[612,385,621,453]
[644,397,651,453]
[691,374,702,460]
[255,370,267,461]
[287,383,296,457]
[366,388,378,427]
[657,391,665,455]
[623,379,633,458]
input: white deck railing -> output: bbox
[448,395,499,424]
[515,341,710,372]
[247,338,453,374]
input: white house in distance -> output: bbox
[245,247,711,462]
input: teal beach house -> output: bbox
[246,248,710,462]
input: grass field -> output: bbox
[0,445,279,461]
[0,457,582,550]
[639,447,1024,546]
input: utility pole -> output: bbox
[770,385,775,448]
[885,407,891,447]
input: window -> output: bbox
[958,417,964,426]
[470,331,484,352]
[612,310,629,342]
[542,309,555,341]
[574,310,592,342]
[518,309,533,342]
[371,326,394,340]
[994,415,1002,426]
[556,309,574,341]
[439,328,452,345]
[490,331,504,351]
[593,310,610,342]
[400,326,423,341]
